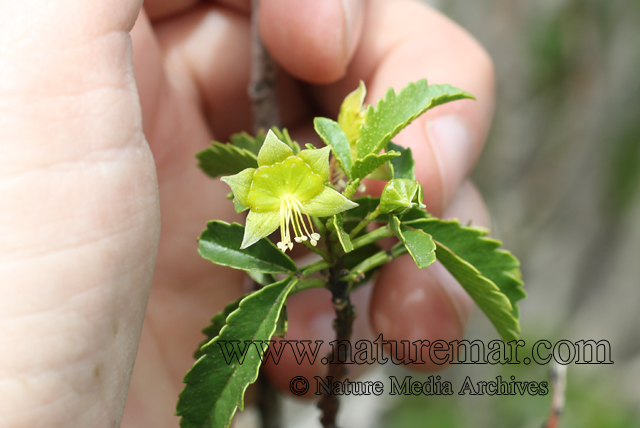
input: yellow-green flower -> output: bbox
[221,130,358,251]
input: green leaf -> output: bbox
[435,243,519,342]
[379,179,425,214]
[350,152,400,180]
[314,117,353,177]
[177,277,298,428]
[198,221,297,274]
[333,214,354,253]
[387,142,415,179]
[399,206,430,222]
[229,131,267,157]
[357,80,473,158]
[390,216,436,269]
[194,297,243,359]
[406,218,525,340]
[197,142,258,178]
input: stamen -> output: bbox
[278,193,323,251]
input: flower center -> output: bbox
[276,193,321,252]
[246,157,324,212]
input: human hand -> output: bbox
[0,1,494,427]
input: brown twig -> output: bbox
[249,0,280,134]
[317,265,357,428]
[543,362,567,428]
[250,1,282,427]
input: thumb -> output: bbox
[259,0,365,83]
[0,1,159,426]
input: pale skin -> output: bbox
[0,0,495,427]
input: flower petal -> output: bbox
[301,187,359,217]
[241,209,280,249]
[297,146,331,183]
[220,168,255,207]
[257,129,294,167]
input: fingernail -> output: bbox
[426,115,473,209]
[340,0,364,58]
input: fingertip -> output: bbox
[259,0,364,84]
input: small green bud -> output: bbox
[379,179,426,214]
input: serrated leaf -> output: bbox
[197,142,258,178]
[177,277,298,428]
[333,214,354,253]
[366,162,393,181]
[390,216,436,269]
[350,152,400,180]
[314,117,352,177]
[357,80,473,158]
[406,218,525,340]
[194,297,243,359]
[387,142,415,179]
[229,131,267,157]
[435,243,519,342]
[198,221,297,274]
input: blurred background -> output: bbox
[386,0,640,426]
[241,0,640,426]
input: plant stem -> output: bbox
[249,0,279,133]
[344,243,407,289]
[302,240,329,259]
[349,206,381,238]
[257,372,282,428]
[342,179,361,199]
[300,260,330,278]
[249,3,281,427]
[318,263,356,428]
[290,277,325,295]
[351,225,392,250]
[544,362,567,428]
